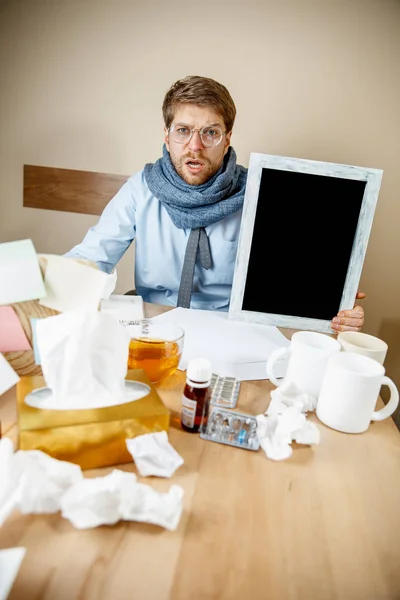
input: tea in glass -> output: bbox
[126,320,184,383]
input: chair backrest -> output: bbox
[23,164,129,216]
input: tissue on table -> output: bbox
[0,437,83,526]
[0,439,184,532]
[60,469,184,531]
[266,381,318,416]
[126,431,184,477]
[256,381,321,461]
[16,311,171,470]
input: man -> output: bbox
[66,75,365,332]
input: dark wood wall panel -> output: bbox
[23,165,129,216]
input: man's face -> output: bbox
[164,104,232,185]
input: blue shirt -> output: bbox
[65,170,243,311]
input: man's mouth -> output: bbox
[184,157,206,172]
[185,157,205,173]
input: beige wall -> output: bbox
[1,0,399,388]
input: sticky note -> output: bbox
[39,254,109,313]
[0,239,46,305]
[0,306,31,352]
[0,352,20,395]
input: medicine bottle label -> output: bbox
[181,395,197,429]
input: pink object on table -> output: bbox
[0,306,31,352]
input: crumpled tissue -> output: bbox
[126,431,184,477]
[34,310,132,409]
[256,381,321,461]
[60,469,184,530]
[0,438,184,531]
[0,437,82,526]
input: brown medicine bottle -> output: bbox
[181,358,212,433]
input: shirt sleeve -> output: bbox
[64,175,138,274]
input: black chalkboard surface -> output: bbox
[229,153,383,333]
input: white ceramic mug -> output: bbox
[337,331,388,365]
[266,331,341,398]
[316,352,399,433]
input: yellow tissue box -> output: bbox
[17,370,170,470]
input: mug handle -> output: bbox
[371,376,399,422]
[266,347,289,387]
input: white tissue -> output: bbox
[101,269,118,299]
[266,381,317,415]
[0,438,83,525]
[61,469,184,531]
[126,431,184,478]
[256,381,320,461]
[0,440,184,531]
[35,310,131,408]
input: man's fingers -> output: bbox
[331,305,364,332]
[338,305,364,318]
[331,320,363,332]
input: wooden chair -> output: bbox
[23,164,128,216]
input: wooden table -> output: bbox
[1,303,400,600]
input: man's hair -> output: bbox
[162,75,236,132]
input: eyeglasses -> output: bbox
[168,123,226,147]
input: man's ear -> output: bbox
[164,127,170,152]
[224,131,232,155]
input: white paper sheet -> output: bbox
[0,547,26,600]
[39,254,110,312]
[0,353,20,396]
[152,308,290,381]
[0,239,46,305]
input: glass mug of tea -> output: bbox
[126,320,184,384]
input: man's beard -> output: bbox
[170,152,222,185]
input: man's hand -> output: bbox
[331,292,366,333]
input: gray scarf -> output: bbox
[144,145,248,307]
[144,144,248,229]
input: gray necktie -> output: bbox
[177,228,212,308]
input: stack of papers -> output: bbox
[152,308,289,381]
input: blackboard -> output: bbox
[229,153,383,333]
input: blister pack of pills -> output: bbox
[209,374,241,409]
[200,407,260,451]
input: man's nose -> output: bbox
[188,130,204,151]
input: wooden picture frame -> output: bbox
[229,153,383,333]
